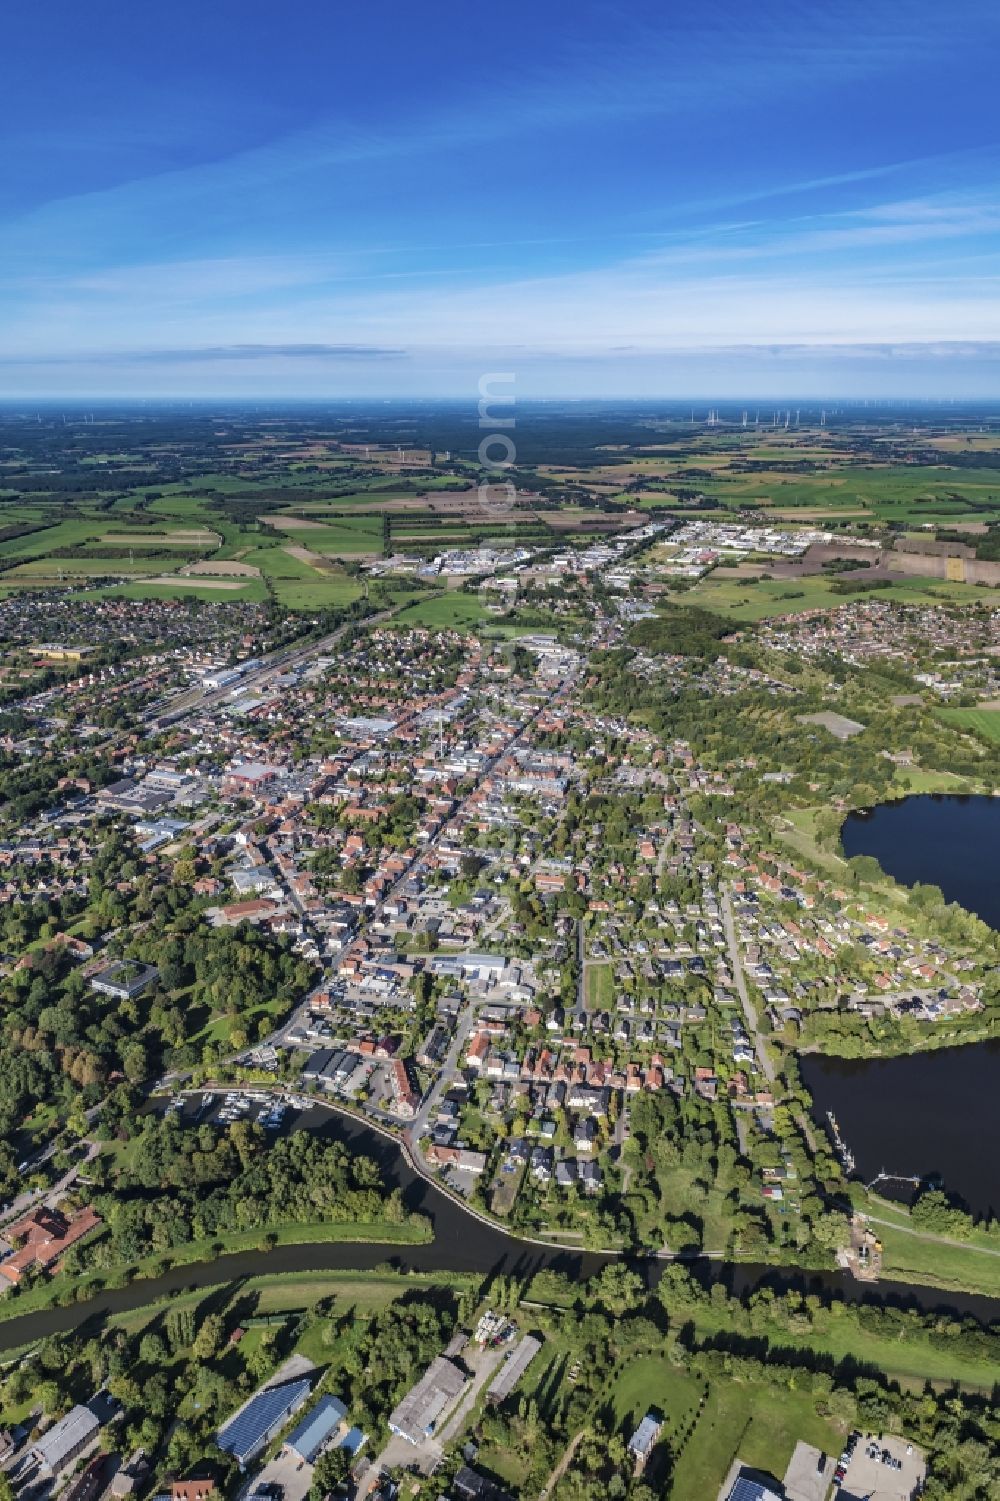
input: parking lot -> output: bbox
[838,1433,925,1499]
[248,1449,314,1501]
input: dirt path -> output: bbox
[539,1430,585,1500]
[181,559,260,577]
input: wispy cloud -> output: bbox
[0,342,405,365]
[4,0,1000,395]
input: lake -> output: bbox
[802,1040,1000,1218]
[840,793,1000,928]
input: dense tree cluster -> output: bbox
[70,1121,408,1272]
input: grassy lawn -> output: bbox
[772,807,853,882]
[250,1268,468,1313]
[892,766,980,793]
[392,592,489,630]
[687,1295,1000,1390]
[670,1382,843,1497]
[584,962,615,1009]
[610,1355,703,1440]
[938,708,1000,743]
[877,1223,1000,1298]
[864,1197,1000,1297]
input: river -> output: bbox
[841,792,1000,928]
[3,1099,1000,1354]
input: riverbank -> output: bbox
[862,1194,1000,1298]
[0,1215,430,1327]
[684,1292,1000,1391]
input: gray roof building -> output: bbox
[31,1405,100,1475]
[388,1356,467,1444]
[486,1335,541,1404]
[283,1395,348,1464]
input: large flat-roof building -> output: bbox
[388,1356,467,1444]
[217,1377,311,1469]
[90,960,159,1002]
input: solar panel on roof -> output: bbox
[727,1478,782,1501]
[217,1378,312,1462]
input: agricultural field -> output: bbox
[262,513,385,555]
[240,543,366,609]
[5,411,1000,624]
[87,577,270,603]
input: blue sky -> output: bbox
[4,0,1000,397]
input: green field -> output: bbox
[610,1354,703,1439]
[6,555,179,578]
[393,592,491,630]
[0,515,108,557]
[584,962,615,1008]
[862,1195,1000,1296]
[938,707,1000,743]
[241,544,366,609]
[669,1381,843,1497]
[684,572,993,620]
[89,578,269,603]
[265,515,384,554]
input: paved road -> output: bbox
[408,998,482,1142]
[721,888,776,1086]
[576,918,586,1010]
[1,1127,101,1231]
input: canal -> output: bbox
[3,1098,1000,1353]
